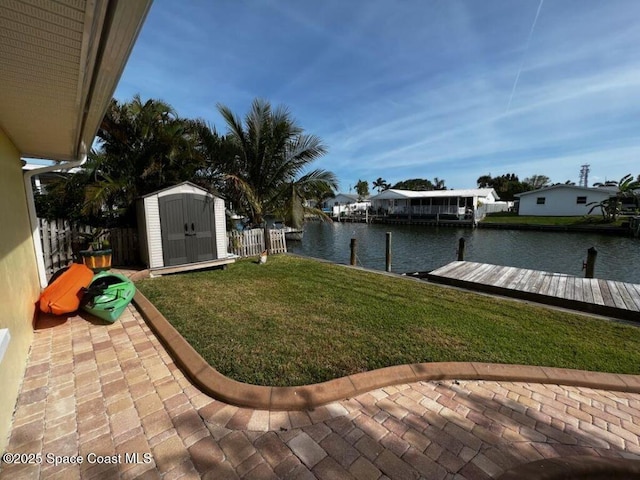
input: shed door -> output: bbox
[188,195,217,262]
[159,194,189,266]
[159,193,217,266]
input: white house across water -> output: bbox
[369,188,502,221]
[323,193,371,218]
[515,185,616,216]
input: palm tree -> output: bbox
[432,177,446,190]
[216,98,337,226]
[38,96,204,228]
[83,95,204,224]
[588,174,640,221]
[372,177,389,193]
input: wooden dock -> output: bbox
[427,261,640,322]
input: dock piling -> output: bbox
[385,232,392,272]
[350,238,357,266]
[584,247,598,278]
[457,238,465,261]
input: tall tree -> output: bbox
[523,174,551,190]
[392,178,434,190]
[355,179,369,200]
[38,95,205,227]
[215,98,337,225]
[477,173,532,201]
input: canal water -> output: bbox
[288,222,640,284]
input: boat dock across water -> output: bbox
[427,261,640,322]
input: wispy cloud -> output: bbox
[506,0,544,112]
[116,0,640,191]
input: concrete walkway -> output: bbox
[1,304,640,479]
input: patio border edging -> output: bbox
[497,455,640,479]
[130,270,640,411]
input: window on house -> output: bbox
[536,197,545,205]
[576,196,587,204]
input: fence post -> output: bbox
[350,238,357,266]
[584,247,597,279]
[385,232,392,272]
[457,238,465,261]
[263,224,271,254]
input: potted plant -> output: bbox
[78,228,112,272]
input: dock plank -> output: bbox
[493,267,520,288]
[546,274,561,298]
[527,271,545,293]
[482,265,509,285]
[430,261,466,277]
[628,283,640,310]
[608,282,629,310]
[598,279,614,308]
[555,274,568,300]
[564,277,575,301]
[573,279,584,302]
[513,268,535,292]
[614,282,639,311]
[589,279,605,306]
[459,263,494,283]
[506,267,529,290]
[437,260,474,278]
[538,273,556,296]
[581,279,595,305]
[620,283,640,311]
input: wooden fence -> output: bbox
[39,220,286,274]
[227,228,287,257]
[38,219,140,275]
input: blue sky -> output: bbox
[115,0,640,192]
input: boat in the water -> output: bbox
[40,263,94,315]
[81,271,136,323]
[282,226,304,241]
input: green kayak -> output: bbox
[81,272,136,323]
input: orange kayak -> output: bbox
[39,263,94,315]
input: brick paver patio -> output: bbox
[1,304,639,479]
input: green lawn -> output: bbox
[136,255,640,387]
[481,212,624,226]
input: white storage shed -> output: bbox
[137,182,234,273]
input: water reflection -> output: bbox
[288,222,640,284]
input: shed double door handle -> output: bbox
[184,222,196,236]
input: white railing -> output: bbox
[227,228,287,257]
[409,205,459,216]
[382,205,459,216]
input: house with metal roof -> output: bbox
[369,188,501,221]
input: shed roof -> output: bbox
[140,181,224,199]
[0,0,152,161]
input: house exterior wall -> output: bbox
[0,128,40,452]
[518,188,611,216]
